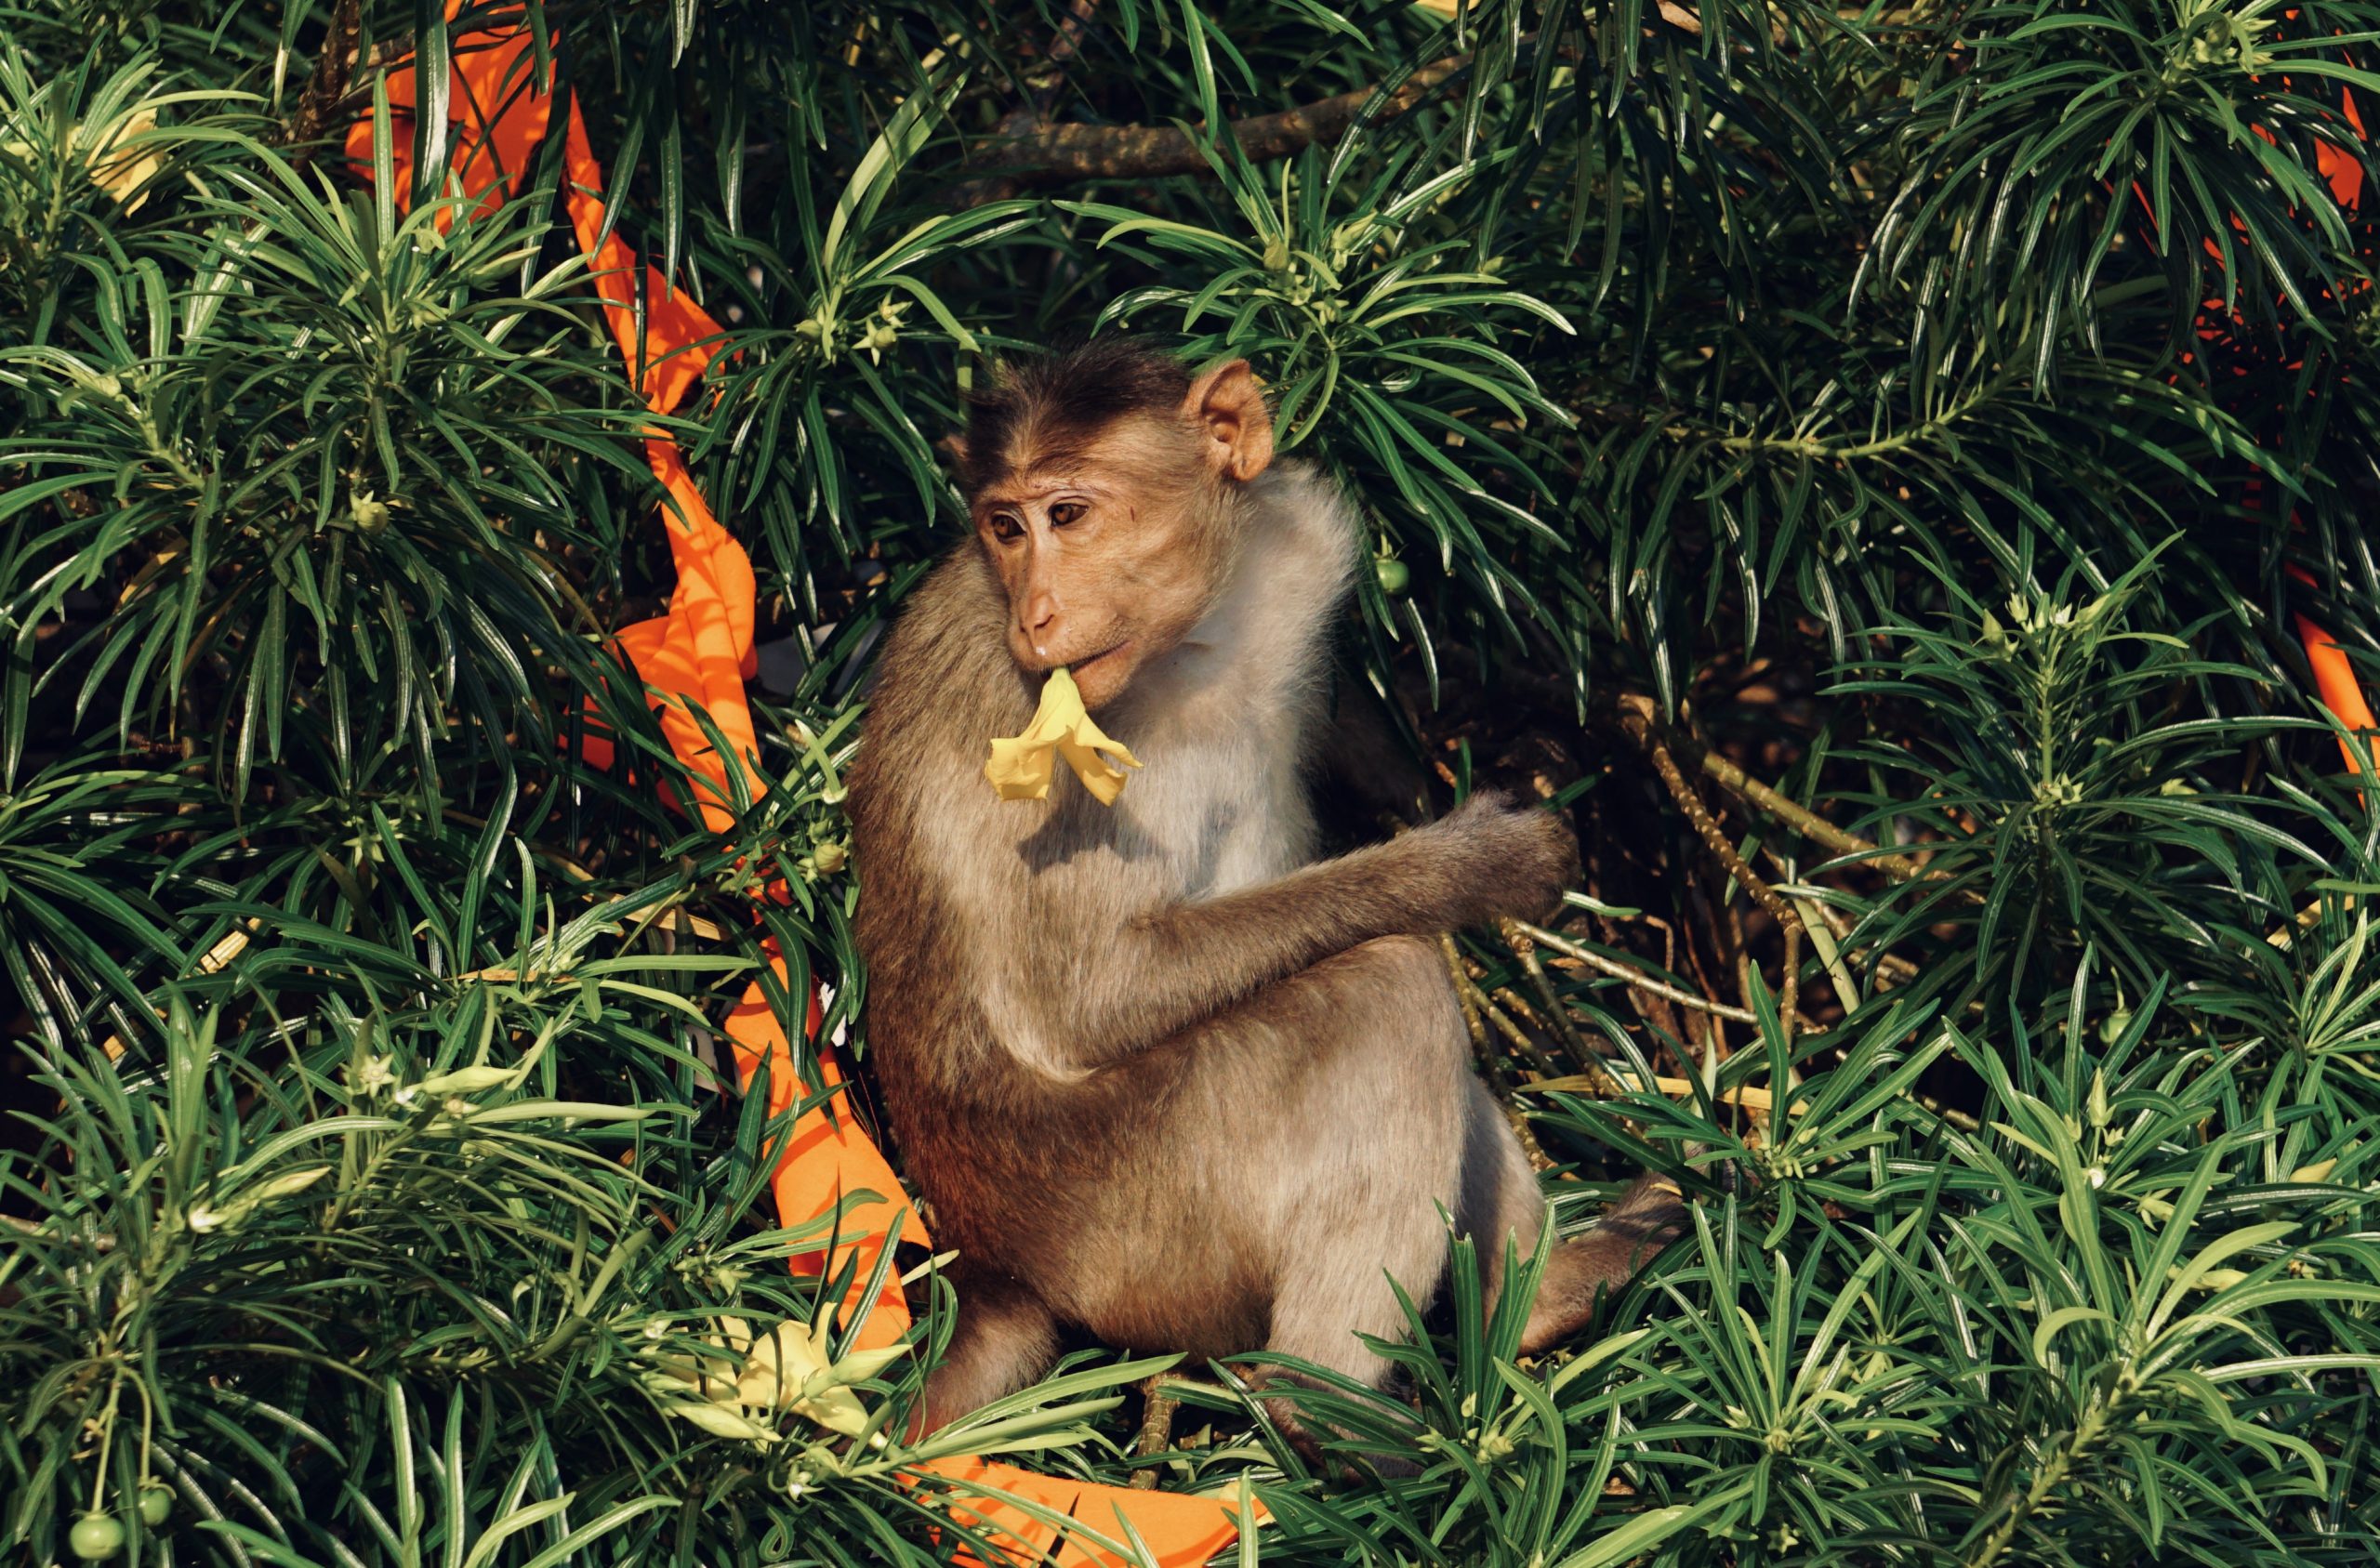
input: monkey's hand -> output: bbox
[1427,790,1580,925]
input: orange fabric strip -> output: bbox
[562,118,728,419]
[727,955,915,1343]
[340,16,550,227]
[916,1456,1248,1568]
[2156,72,2380,783]
[2294,611,2376,774]
[2302,88,2378,776]
[2287,565,2376,776]
[348,0,914,1335]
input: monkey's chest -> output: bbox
[1110,731,1317,898]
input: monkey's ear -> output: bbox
[938,431,971,469]
[1183,359,1274,482]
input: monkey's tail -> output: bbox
[1519,1173,1688,1355]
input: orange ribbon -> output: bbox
[347,6,914,1344]
[2292,101,2376,777]
[2260,52,2373,773]
[2290,567,2376,776]
[2147,55,2377,778]
[350,14,1245,1564]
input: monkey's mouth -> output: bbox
[1068,639,1131,678]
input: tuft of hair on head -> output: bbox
[952,338,1194,493]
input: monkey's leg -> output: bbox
[1257,1197,1455,1477]
[916,1273,1059,1436]
[1455,1067,1687,1354]
[1262,1207,1454,1391]
[1232,938,1474,1464]
[1515,1173,1689,1356]
[1456,1073,1549,1307]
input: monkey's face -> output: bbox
[972,421,1224,708]
[962,358,1276,709]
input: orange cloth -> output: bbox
[2149,56,2378,779]
[916,1456,1246,1568]
[348,8,910,1337]
[342,18,550,226]
[2293,92,2376,776]
[2289,566,2376,775]
[352,13,1249,1562]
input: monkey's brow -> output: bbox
[979,468,1104,502]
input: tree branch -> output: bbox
[961,0,1723,191]
[964,52,1473,187]
[282,0,364,163]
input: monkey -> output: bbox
[844,340,1686,1448]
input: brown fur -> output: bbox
[848,344,1685,1443]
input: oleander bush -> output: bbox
[5,1,2380,1563]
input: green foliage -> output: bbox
[6,0,2380,1563]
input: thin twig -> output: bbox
[1522,1070,1979,1132]
[1440,936,1559,1171]
[1527,1072,1803,1115]
[97,923,257,1061]
[1687,728,1941,886]
[1514,923,1758,1024]
[1498,916,1618,1086]
[1453,957,1554,1074]
[1443,933,1496,1055]
[1488,983,1582,1076]
[1623,708,1805,1043]
[1130,1373,1179,1487]
[1602,908,1688,1052]
[1460,960,1568,1081]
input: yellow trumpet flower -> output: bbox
[985,666,1142,806]
[645,1313,906,1443]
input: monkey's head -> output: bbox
[947,341,1275,709]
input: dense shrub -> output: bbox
[4,2,2378,1563]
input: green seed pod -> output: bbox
[1374,557,1410,597]
[138,1485,173,1528]
[71,1513,126,1561]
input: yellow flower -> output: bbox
[88,110,160,205]
[985,665,1142,806]
[0,109,164,214]
[647,1314,905,1443]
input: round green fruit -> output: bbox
[137,1485,172,1528]
[1374,557,1410,596]
[71,1513,126,1561]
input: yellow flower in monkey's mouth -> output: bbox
[985,666,1143,806]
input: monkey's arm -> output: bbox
[1060,793,1570,1069]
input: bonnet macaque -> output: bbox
[846,341,1683,1439]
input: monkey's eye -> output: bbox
[988,512,1025,542]
[1049,502,1087,528]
